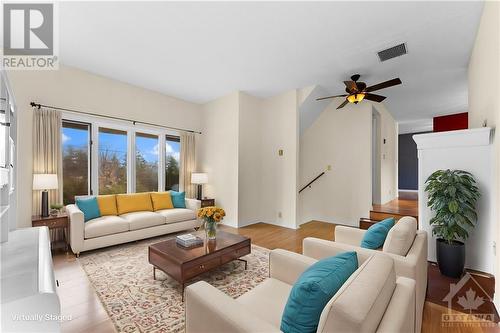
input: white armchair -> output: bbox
[185,249,415,333]
[303,216,427,333]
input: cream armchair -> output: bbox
[185,249,415,333]
[303,216,427,333]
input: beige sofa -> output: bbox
[303,216,427,333]
[185,249,415,333]
[67,197,200,256]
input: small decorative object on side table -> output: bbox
[32,213,69,252]
[200,198,215,208]
[197,206,225,240]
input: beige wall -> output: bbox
[260,90,299,229]
[237,92,264,226]
[199,90,300,229]
[299,100,397,226]
[374,103,398,204]
[299,101,373,226]
[467,1,500,308]
[7,65,202,228]
[198,92,240,227]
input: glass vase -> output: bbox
[205,220,217,240]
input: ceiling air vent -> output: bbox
[377,43,407,62]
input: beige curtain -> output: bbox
[180,131,196,198]
[32,108,63,216]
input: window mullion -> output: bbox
[159,134,165,192]
[128,131,135,193]
[91,123,99,195]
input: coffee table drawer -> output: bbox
[221,245,251,264]
[183,256,221,280]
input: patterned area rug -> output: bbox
[78,235,270,332]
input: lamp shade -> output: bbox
[33,174,58,190]
[191,173,208,184]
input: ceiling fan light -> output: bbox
[347,93,365,104]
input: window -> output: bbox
[98,127,127,194]
[136,132,159,192]
[165,135,180,191]
[62,121,90,204]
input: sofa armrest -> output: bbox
[303,238,373,265]
[334,225,366,246]
[66,204,84,254]
[269,249,317,285]
[377,277,416,333]
[185,281,281,333]
[185,198,201,211]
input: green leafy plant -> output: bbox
[425,169,480,244]
[50,203,64,210]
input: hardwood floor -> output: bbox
[53,221,498,333]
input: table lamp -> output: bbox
[33,174,58,217]
[191,173,208,200]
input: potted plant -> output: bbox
[50,203,64,216]
[197,206,226,240]
[425,169,480,278]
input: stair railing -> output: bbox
[299,171,326,193]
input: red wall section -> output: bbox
[433,112,468,132]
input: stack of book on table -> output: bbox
[176,234,203,248]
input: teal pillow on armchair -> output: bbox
[280,251,358,333]
[360,217,395,249]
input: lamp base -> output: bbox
[196,184,202,201]
[41,190,49,217]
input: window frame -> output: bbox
[61,112,180,197]
[61,119,92,202]
[165,134,181,191]
[134,130,161,193]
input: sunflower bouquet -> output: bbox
[197,206,226,239]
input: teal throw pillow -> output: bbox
[360,217,395,249]
[76,196,101,222]
[170,191,186,208]
[280,251,358,333]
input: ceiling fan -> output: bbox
[316,74,402,109]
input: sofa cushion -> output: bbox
[151,192,174,211]
[280,251,358,333]
[96,195,118,216]
[84,216,129,239]
[156,208,196,224]
[360,217,395,249]
[76,196,101,222]
[116,193,153,215]
[318,254,396,333]
[383,216,417,256]
[120,211,165,231]
[237,278,292,328]
[170,191,186,208]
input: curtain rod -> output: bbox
[29,102,202,134]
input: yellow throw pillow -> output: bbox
[116,193,153,215]
[96,195,117,216]
[150,192,174,211]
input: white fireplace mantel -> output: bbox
[413,127,494,274]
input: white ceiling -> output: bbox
[57,1,483,122]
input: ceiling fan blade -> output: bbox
[365,78,402,92]
[336,100,349,109]
[316,94,348,101]
[344,80,357,92]
[364,93,386,102]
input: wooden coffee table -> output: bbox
[148,231,251,300]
